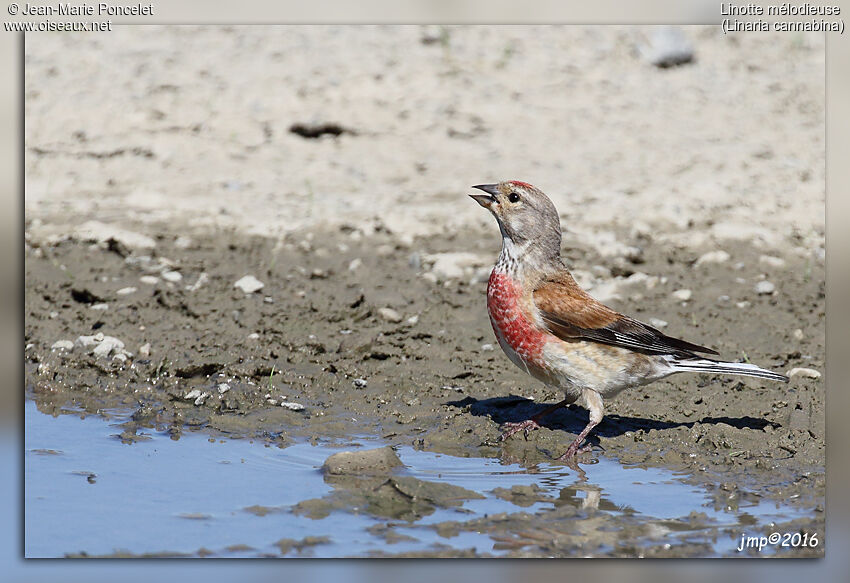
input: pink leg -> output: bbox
[501,398,571,441]
[556,419,599,460]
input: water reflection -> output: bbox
[25,400,810,558]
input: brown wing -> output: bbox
[533,273,718,356]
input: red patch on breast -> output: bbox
[487,271,548,366]
[508,180,533,189]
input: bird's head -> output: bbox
[470,180,562,258]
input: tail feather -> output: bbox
[671,358,789,383]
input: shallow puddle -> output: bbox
[25,400,809,557]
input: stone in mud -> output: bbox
[755,280,776,295]
[162,270,183,283]
[92,336,125,358]
[51,340,74,351]
[760,255,786,268]
[74,333,128,359]
[672,289,692,301]
[694,250,730,266]
[423,252,486,280]
[322,446,402,476]
[642,26,694,68]
[378,307,403,323]
[787,367,820,379]
[234,275,264,294]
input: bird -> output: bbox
[469,180,788,459]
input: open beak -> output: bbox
[469,184,499,208]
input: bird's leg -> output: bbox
[500,398,571,441]
[557,419,599,459]
[557,389,603,459]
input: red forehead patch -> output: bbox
[508,180,533,189]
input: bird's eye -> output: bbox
[508,192,520,203]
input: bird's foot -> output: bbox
[500,419,542,441]
[556,440,593,460]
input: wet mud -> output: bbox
[24,223,825,557]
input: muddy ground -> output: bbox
[24,220,824,557]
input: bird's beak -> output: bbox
[469,184,499,208]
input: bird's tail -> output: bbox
[670,358,789,383]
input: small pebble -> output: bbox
[787,367,821,379]
[194,392,211,406]
[378,307,403,323]
[672,289,692,301]
[51,340,74,351]
[247,332,260,340]
[793,329,805,341]
[74,334,126,359]
[218,383,230,394]
[263,296,274,304]
[140,275,159,285]
[353,378,368,388]
[649,318,668,329]
[643,26,694,67]
[348,258,363,271]
[755,281,775,295]
[406,315,419,325]
[481,344,495,352]
[90,303,109,311]
[116,287,137,296]
[695,250,730,266]
[234,275,264,294]
[49,311,58,319]
[281,402,305,411]
[736,301,751,308]
[162,270,183,283]
[185,389,202,400]
[139,343,151,357]
[759,255,786,268]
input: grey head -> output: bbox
[470,180,563,267]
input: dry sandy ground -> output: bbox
[24,26,824,557]
[25,26,822,247]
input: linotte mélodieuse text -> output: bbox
[20,3,154,16]
[721,2,843,32]
[721,3,840,15]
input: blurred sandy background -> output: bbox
[4,1,849,580]
[24,26,823,249]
